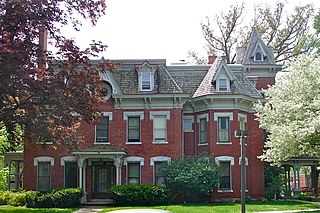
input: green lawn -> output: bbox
[102,201,320,213]
[0,205,77,213]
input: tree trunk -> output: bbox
[311,166,319,197]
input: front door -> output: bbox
[92,161,114,199]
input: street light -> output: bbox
[235,130,249,213]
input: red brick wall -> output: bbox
[256,77,275,90]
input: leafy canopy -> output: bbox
[162,155,221,203]
[255,55,320,163]
[0,0,112,150]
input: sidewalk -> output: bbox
[73,206,104,213]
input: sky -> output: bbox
[62,0,320,63]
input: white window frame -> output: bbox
[215,156,234,192]
[183,116,194,132]
[141,72,151,91]
[150,156,171,186]
[150,111,170,144]
[61,156,78,188]
[34,156,54,191]
[254,52,263,61]
[197,113,208,146]
[94,112,112,144]
[124,112,144,144]
[214,112,233,144]
[124,157,144,184]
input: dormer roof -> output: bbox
[240,28,275,65]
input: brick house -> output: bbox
[21,28,281,202]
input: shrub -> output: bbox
[8,192,27,206]
[26,188,83,208]
[162,155,221,203]
[109,184,170,206]
[298,193,312,201]
[0,190,13,205]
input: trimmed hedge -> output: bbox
[109,184,171,206]
[26,188,84,208]
[0,188,83,208]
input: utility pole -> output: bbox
[235,130,248,213]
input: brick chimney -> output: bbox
[38,26,47,71]
[208,56,217,64]
[208,55,228,64]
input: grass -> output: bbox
[0,205,77,213]
[102,201,320,213]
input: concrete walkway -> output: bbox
[73,206,105,213]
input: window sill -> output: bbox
[198,143,208,146]
[184,130,194,133]
[94,142,110,145]
[218,189,233,193]
[152,141,168,144]
[217,142,232,145]
[126,142,142,145]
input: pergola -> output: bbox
[281,157,320,196]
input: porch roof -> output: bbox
[281,157,320,166]
[72,145,127,156]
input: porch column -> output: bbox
[114,157,122,186]
[293,163,301,196]
[78,158,86,203]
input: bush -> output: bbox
[109,184,170,206]
[8,192,27,206]
[26,188,83,208]
[0,190,13,205]
[162,155,221,203]
[298,193,312,201]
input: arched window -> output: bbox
[255,52,262,61]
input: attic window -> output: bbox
[141,73,151,90]
[218,79,228,92]
[254,52,262,61]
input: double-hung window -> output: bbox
[255,52,262,61]
[38,162,51,191]
[153,115,167,142]
[218,117,230,142]
[141,73,151,90]
[219,161,231,190]
[127,162,140,184]
[199,118,207,144]
[218,79,228,92]
[128,116,140,142]
[64,162,77,188]
[96,117,109,143]
[154,161,165,186]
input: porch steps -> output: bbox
[85,199,114,206]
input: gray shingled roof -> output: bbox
[241,28,275,65]
[112,64,182,95]
[191,58,262,99]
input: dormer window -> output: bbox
[137,61,156,92]
[141,72,151,90]
[218,78,229,92]
[255,52,262,61]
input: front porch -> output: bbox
[72,145,127,203]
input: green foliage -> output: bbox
[264,163,285,200]
[8,192,27,206]
[0,166,9,192]
[0,190,13,205]
[255,55,320,163]
[108,184,170,206]
[162,155,221,203]
[298,193,312,201]
[26,188,83,208]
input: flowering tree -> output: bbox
[0,1,113,150]
[255,55,320,163]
